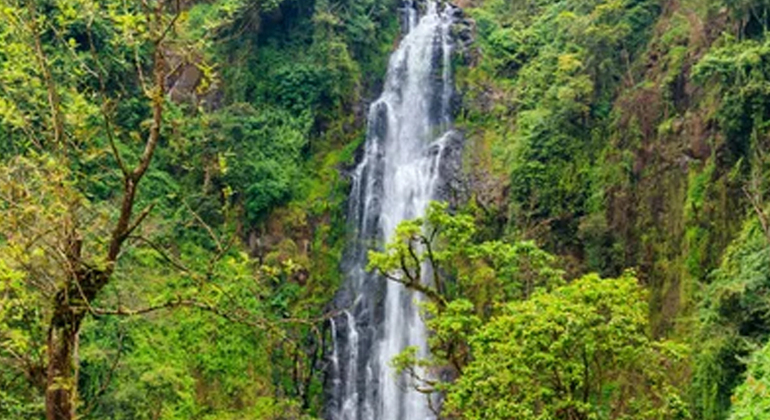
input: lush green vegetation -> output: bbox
[4,0,770,418]
[451,0,770,416]
[0,0,396,418]
[370,203,689,420]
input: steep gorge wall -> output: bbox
[454,0,770,415]
[456,0,745,329]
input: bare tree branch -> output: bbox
[128,235,192,274]
[183,200,224,252]
[155,0,182,46]
[25,1,65,147]
[122,202,155,241]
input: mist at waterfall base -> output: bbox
[327,2,463,420]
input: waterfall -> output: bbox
[329,2,462,419]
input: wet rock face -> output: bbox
[450,7,474,59]
[433,129,465,205]
[164,51,223,110]
[161,1,230,109]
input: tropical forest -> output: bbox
[2,0,770,419]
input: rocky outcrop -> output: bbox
[165,51,224,109]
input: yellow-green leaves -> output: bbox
[368,201,563,311]
[728,342,770,420]
[446,273,689,420]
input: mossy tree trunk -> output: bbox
[40,42,168,420]
[45,304,83,420]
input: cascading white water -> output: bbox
[329,2,461,420]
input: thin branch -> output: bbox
[72,272,97,317]
[134,45,150,96]
[26,1,65,147]
[406,237,422,276]
[130,55,163,182]
[155,0,182,46]
[122,202,155,240]
[183,200,223,252]
[204,233,237,284]
[89,297,342,331]
[107,19,168,264]
[420,234,443,296]
[428,225,440,243]
[49,21,100,80]
[128,235,191,274]
[86,19,131,179]
[400,251,419,285]
[101,107,130,179]
[89,297,191,317]
[379,267,447,308]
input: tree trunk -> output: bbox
[46,292,86,420]
[45,276,89,420]
[40,6,169,418]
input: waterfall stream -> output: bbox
[329,2,461,419]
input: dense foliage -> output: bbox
[0,0,397,418]
[446,273,688,420]
[370,204,688,420]
[454,0,770,415]
[728,342,770,419]
[4,0,770,417]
